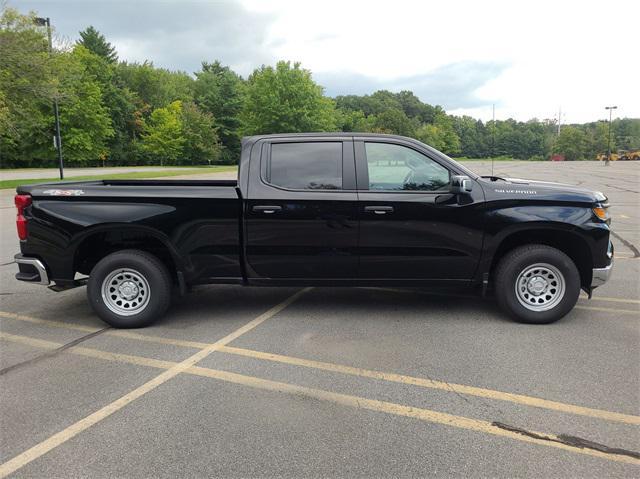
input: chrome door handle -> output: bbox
[252,205,282,214]
[364,206,394,215]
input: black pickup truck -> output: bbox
[14,133,613,327]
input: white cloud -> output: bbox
[242,0,640,123]
[15,0,640,122]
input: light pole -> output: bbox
[605,105,617,167]
[34,16,64,179]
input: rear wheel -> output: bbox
[494,244,580,324]
[87,250,172,328]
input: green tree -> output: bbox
[241,61,336,135]
[613,118,640,150]
[0,7,55,166]
[117,61,193,110]
[56,46,115,164]
[371,108,417,137]
[194,61,245,162]
[180,101,221,164]
[72,45,138,164]
[77,25,117,63]
[140,100,184,164]
[584,121,611,159]
[553,126,587,161]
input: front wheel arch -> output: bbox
[487,228,593,289]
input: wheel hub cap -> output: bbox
[515,263,566,312]
[118,281,139,300]
[101,268,151,317]
[527,276,548,295]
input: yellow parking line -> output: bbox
[581,296,640,305]
[0,332,176,370]
[575,305,639,315]
[1,331,637,466]
[371,288,640,308]
[0,312,98,333]
[109,330,209,349]
[0,311,209,349]
[0,288,311,479]
[220,346,640,426]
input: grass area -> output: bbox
[0,166,237,190]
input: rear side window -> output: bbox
[267,142,343,190]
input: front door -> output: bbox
[355,139,484,281]
[245,138,358,280]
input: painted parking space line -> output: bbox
[0,288,311,479]
[575,305,639,315]
[580,296,640,305]
[0,311,210,349]
[1,331,638,466]
[2,310,638,425]
[218,346,640,426]
[367,287,640,310]
[0,332,177,370]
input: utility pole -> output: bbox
[491,103,496,176]
[557,106,561,136]
[34,17,64,179]
[605,106,617,167]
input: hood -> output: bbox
[479,177,607,204]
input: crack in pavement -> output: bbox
[0,326,110,377]
[492,422,640,460]
[611,230,640,258]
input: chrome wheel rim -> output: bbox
[515,263,565,312]
[101,268,151,316]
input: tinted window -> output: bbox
[365,142,450,191]
[268,142,342,190]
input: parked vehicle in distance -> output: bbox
[14,133,613,327]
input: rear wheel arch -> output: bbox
[72,226,183,284]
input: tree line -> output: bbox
[1,7,638,168]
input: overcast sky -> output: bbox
[13,0,640,123]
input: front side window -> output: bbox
[268,142,342,190]
[365,142,450,191]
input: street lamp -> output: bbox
[605,105,617,167]
[34,16,64,180]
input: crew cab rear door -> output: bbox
[355,138,484,281]
[245,137,358,280]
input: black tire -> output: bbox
[494,244,580,324]
[87,250,172,328]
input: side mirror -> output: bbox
[450,175,473,194]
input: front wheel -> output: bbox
[87,250,172,328]
[494,245,580,324]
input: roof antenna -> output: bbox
[491,103,496,177]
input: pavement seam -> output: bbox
[0,327,110,377]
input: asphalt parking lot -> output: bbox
[0,161,638,478]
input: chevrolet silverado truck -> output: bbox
[14,133,613,327]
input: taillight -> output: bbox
[15,194,32,240]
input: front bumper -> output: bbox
[15,254,50,285]
[591,241,613,288]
